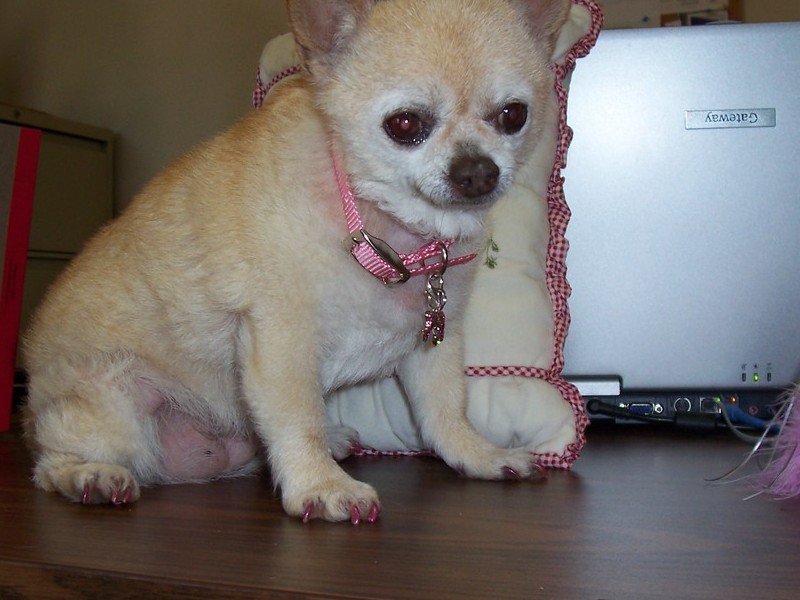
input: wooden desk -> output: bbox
[2,421,799,599]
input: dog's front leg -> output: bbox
[238,314,380,523]
[398,327,544,481]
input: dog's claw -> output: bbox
[81,482,134,505]
[353,503,380,524]
[302,502,315,523]
[502,462,548,481]
[110,486,133,506]
[367,503,380,523]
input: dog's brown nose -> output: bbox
[449,155,499,199]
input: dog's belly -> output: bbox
[131,361,260,482]
[156,407,258,481]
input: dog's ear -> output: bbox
[286,0,378,69]
[512,0,572,56]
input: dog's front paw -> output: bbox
[282,473,381,524]
[455,447,547,482]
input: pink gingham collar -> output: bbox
[331,148,476,286]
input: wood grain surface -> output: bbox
[2,420,799,599]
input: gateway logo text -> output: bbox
[685,108,776,130]
[706,111,759,124]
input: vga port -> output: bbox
[626,402,654,416]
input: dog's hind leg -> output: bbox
[33,452,142,505]
[25,365,166,505]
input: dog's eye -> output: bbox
[384,112,430,146]
[494,102,528,135]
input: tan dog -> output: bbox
[22,0,571,523]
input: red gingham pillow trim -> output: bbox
[463,0,603,470]
[253,64,302,110]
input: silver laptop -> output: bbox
[561,23,800,421]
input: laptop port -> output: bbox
[627,403,654,416]
[700,396,721,413]
[674,397,692,413]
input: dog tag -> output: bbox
[422,273,447,345]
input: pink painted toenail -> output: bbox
[367,503,380,523]
[532,463,548,479]
[502,466,521,480]
[350,505,361,525]
[302,502,315,523]
[81,484,91,504]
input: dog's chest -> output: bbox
[317,275,427,392]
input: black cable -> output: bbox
[587,399,719,431]
[587,398,779,438]
[586,399,672,424]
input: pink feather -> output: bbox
[752,386,800,498]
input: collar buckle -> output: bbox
[347,229,411,286]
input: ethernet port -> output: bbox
[700,397,721,414]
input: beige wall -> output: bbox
[1,0,796,211]
[743,0,800,22]
[0,0,290,211]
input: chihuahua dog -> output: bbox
[23,0,571,523]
